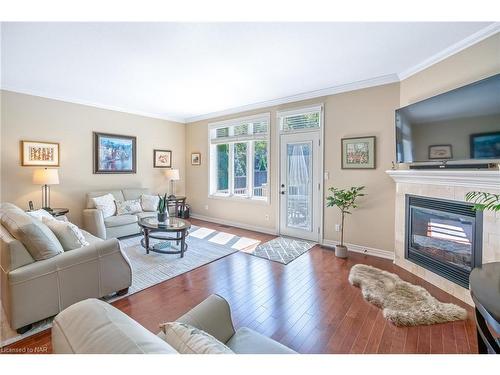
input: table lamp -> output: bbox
[33,168,59,211]
[165,169,180,198]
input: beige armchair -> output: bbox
[0,203,132,333]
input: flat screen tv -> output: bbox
[396,73,500,164]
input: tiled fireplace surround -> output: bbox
[387,169,500,305]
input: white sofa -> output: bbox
[52,294,296,354]
[0,203,132,333]
[83,188,157,239]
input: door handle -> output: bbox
[280,191,285,195]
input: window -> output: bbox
[278,105,322,132]
[209,113,270,201]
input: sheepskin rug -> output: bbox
[348,264,468,326]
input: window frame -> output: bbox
[277,104,323,134]
[208,113,270,203]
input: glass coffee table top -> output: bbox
[139,217,190,231]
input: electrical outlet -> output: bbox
[204,205,209,210]
[335,224,341,232]
[264,214,269,221]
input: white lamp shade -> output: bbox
[165,169,180,181]
[33,168,60,185]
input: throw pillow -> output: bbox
[0,211,64,260]
[42,217,90,251]
[26,209,55,222]
[141,194,159,212]
[92,193,116,218]
[159,322,234,354]
[115,199,143,216]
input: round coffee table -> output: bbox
[138,216,191,257]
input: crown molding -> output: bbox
[0,87,187,124]
[185,74,400,123]
[398,22,500,81]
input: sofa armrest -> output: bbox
[83,208,106,239]
[175,294,236,344]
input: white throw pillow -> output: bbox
[42,217,89,251]
[92,193,116,218]
[159,322,234,354]
[115,199,142,216]
[141,194,159,212]
[26,209,55,222]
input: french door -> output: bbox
[279,131,321,241]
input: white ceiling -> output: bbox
[1,22,497,123]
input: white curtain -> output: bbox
[288,144,309,187]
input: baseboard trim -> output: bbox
[322,239,394,260]
[190,213,278,235]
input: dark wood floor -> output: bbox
[3,218,478,354]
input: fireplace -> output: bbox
[405,195,483,288]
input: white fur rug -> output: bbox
[349,264,468,326]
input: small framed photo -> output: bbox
[428,144,453,160]
[191,152,201,166]
[94,132,136,174]
[341,136,376,169]
[470,132,500,159]
[153,149,172,168]
[21,140,60,167]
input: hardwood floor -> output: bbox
[2,218,478,354]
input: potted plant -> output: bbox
[157,193,169,222]
[326,186,365,258]
[465,191,500,212]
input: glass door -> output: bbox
[279,132,320,241]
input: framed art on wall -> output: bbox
[21,140,60,167]
[191,152,201,165]
[470,131,500,159]
[93,132,136,174]
[153,149,172,168]
[428,144,453,159]
[341,136,376,169]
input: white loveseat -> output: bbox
[52,294,296,354]
[83,188,157,239]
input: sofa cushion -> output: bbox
[122,188,150,201]
[160,322,233,354]
[26,209,55,222]
[42,217,89,251]
[81,230,103,246]
[115,199,142,216]
[136,211,157,220]
[86,190,124,209]
[92,194,116,218]
[140,194,159,212]
[104,214,138,228]
[52,299,177,354]
[226,327,296,354]
[0,211,64,261]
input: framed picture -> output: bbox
[341,136,376,169]
[470,132,500,159]
[21,140,60,167]
[93,132,136,174]
[153,149,172,168]
[428,144,453,160]
[191,152,201,166]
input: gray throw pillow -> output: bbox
[1,211,64,260]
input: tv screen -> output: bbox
[396,73,500,164]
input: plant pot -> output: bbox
[335,245,348,258]
[157,212,168,222]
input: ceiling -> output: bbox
[1,22,497,123]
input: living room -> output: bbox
[1,1,499,372]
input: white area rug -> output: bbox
[0,225,257,347]
[246,236,315,264]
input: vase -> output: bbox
[335,245,348,258]
[157,212,168,222]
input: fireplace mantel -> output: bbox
[386,169,500,190]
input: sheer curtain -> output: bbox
[287,144,311,230]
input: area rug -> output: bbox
[244,236,315,264]
[348,264,467,326]
[0,225,257,347]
